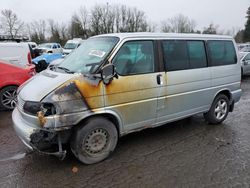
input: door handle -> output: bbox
[157,74,163,85]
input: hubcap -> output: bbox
[214,99,227,120]
[2,88,17,109]
[84,128,109,155]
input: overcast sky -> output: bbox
[1,0,249,31]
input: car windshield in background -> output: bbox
[239,53,246,60]
[57,37,119,74]
[64,43,78,49]
[39,44,52,49]
[241,47,250,52]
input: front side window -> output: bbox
[207,40,237,66]
[113,41,155,75]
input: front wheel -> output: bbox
[0,86,18,110]
[71,117,118,164]
[204,94,229,124]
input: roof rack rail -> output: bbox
[0,35,29,42]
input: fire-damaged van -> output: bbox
[12,33,241,164]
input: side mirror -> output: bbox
[101,64,117,85]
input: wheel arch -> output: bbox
[74,111,123,137]
[214,89,232,102]
[0,84,19,92]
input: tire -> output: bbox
[0,86,18,110]
[71,117,118,164]
[204,94,229,124]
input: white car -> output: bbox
[37,43,63,54]
[28,42,37,49]
[240,52,250,76]
[63,38,84,55]
[0,42,33,68]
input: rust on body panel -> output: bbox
[103,73,160,126]
[105,74,159,105]
[73,76,104,110]
[37,111,46,127]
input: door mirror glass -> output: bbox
[101,64,116,85]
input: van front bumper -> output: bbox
[12,108,68,159]
[12,108,37,150]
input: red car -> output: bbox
[0,61,35,110]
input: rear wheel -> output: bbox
[71,117,118,164]
[0,86,18,110]
[204,94,229,124]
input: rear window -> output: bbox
[207,40,237,66]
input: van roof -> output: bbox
[93,32,233,40]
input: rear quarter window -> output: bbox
[207,40,237,66]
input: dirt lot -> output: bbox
[1,77,250,188]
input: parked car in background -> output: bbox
[63,38,84,55]
[237,43,250,51]
[0,42,33,68]
[240,52,250,76]
[28,42,37,49]
[240,46,250,52]
[0,61,35,110]
[37,43,63,54]
[32,53,64,72]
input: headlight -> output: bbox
[23,101,41,115]
[23,101,56,116]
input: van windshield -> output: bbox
[64,43,78,49]
[57,37,119,74]
[39,43,52,49]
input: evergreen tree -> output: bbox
[243,6,250,42]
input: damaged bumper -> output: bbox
[12,108,69,159]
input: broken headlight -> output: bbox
[23,101,56,116]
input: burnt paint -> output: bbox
[73,75,104,109]
[103,73,161,126]
[37,111,46,127]
[53,82,82,101]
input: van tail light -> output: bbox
[27,52,32,65]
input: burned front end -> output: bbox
[12,73,91,159]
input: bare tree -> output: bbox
[0,9,24,38]
[161,14,196,33]
[115,5,149,32]
[78,6,90,38]
[69,14,84,38]
[28,20,47,43]
[90,3,116,35]
[202,23,218,34]
[48,19,61,43]
[90,5,104,35]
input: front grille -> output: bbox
[17,95,25,109]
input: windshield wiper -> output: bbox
[56,66,75,74]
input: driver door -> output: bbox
[103,40,162,133]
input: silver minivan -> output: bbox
[12,33,241,164]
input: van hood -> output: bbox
[19,69,76,101]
